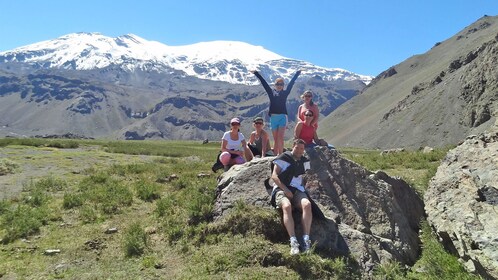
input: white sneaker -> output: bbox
[303,239,312,253]
[290,239,300,255]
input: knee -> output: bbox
[281,203,292,214]
[302,199,312,212]
[219,152,231,165]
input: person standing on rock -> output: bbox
[250,69,302,155]
[270,138,312,254]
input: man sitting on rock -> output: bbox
[270,138,312,255]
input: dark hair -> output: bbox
[293,138,306,146]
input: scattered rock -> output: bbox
[145,227,157,234]
[44,249,61,255]
[84,239,106,251]
[197,173,210,178]
[422,146,434,153]
[380,148,405,155]
[104,228,118,234]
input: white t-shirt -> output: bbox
[222,131,245,151]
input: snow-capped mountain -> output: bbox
[0,32,372,85]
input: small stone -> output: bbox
[44,249,61,255]
[105,228,118,234]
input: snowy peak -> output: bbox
[0,33,372,85]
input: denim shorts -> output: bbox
[270,114,288,130]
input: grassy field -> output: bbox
[0,139,481,279]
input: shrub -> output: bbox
[135,180,160,202]
[373,261,406,280]
[123,222,149,257]
[0,158,19,175]
[62,193,84,209]
[79,205,98,224]
[408,221,480,280]
[155,197,175,217]
[33,176,67,192]
[1,204,48,243]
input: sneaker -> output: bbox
[290,239,300,255]
[211,162,223,173]
[303,239,312,253]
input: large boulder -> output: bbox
[425,127,498,279]
[214,147,425,276]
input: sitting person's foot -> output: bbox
[290,239,300,255]
[211,162,223,173]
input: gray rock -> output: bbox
[425,130,498,279]
[214,146,424,276]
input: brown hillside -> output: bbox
[320,15,498,149]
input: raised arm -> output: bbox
[286,69,302,93]
[251,70,273,96]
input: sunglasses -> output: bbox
[254,122,263,125]
[275,83,284,86]
[304,95,312,98]
[304,114,313,117]
[231,123,240,126]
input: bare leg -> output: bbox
[281,201,295,238]
[275,126,286,155]
[272,129,281,155]
[301,198,312,236]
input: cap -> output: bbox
[230,117,240,124]
[253,116,264,123]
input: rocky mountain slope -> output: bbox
[320,15,498,149]
[0,33,370,140]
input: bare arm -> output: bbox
[248,132,256,145]
[294,122,303,139]
[311,104,320,127]
[261,131,269,157]
[297,105,304,123]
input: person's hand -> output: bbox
[284,188,294,199]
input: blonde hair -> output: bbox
[300,90,314,106]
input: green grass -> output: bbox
[340,147,451,193]
[0,138,479,279]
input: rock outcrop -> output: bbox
[425,127,498,279]
[214,147,425,276]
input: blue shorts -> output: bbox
[270,114,288,130]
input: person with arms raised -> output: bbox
[250,69,302,155]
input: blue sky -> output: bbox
[1,0,497,76]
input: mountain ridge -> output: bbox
[0,32,372,85]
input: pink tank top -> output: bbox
[299,122,315,144]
